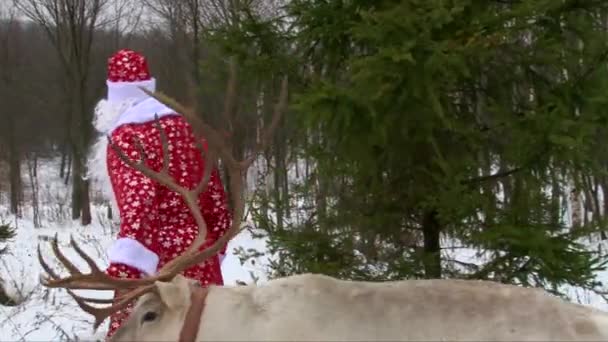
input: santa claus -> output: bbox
[87,49,232,338]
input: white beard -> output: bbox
[86,96,177,217]
[87,98,139,216]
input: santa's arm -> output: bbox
[105,127,163,278]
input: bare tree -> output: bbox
[0,7,24,217]
[108,0,144,49]
[26,151,41,228]
[139,0,257,86]
[13,0,109,225]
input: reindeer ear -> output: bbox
[155,275,191,310]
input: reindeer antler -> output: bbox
[37,64,288,329]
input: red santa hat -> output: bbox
[106,49,156,103]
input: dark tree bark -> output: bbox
[7,114,22,217]
[422,209,442,279]
[14,0,107,226]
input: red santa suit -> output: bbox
[87,49,232,339]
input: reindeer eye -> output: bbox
[142,311,158,323]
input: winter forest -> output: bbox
[2,0,608,340]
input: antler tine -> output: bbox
[39,235,162,290]
[155,167,246,273]
[191,75,288,267]
[39,61,289,329]
[135,74,289,276]
[135,65,288,270]
[152,116,171,174]
[65,293,116,304]
[69,235,103,274]
[139,88,239,168]
[174,80,285,268]
[66,289,111,330]
[39,235,159,327]
[107,116,213,197]
[50,233,81,275]
[133,90,235,269]
[107,116,216,279]
[145,159,248,272]
[193,139,217,196]
[66,284,156,330]
[38,243,61,283]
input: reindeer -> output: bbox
[37,64,608,341]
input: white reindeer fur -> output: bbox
[109,273,608,341]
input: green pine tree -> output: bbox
[206,0,608,299]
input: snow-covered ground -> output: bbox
[0,215,270,341]
[2,157,608,341]
[0,159,272,341]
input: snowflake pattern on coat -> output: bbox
[104,114,231,339]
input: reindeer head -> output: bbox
[108,275,198,342]
[37,62,288,338]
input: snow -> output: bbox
[0,216,271,341]
[2,157,608,341]
[0,158,272,341]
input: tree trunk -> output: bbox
[273,143,284,231]
[71,146,82,220]
[63,106,73,185]
[59,138,69,179]
[27,153,41,228]
[583,175,600,224]
[550,167,561,227]
[282,139,290,220]
[191,1,201,87]
[64,151,72,186]
[273,92,286,230]
[570,183,583,229]
[315,131,328,224]
[81,178,92,225]
[69,76,92,225]
[0,281,16,307]
[422,209,442,278]
[598,176,608,239]
[481,150,495,227]
[70,147,92,225]
[7,114,21,217]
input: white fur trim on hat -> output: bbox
[107,78,156,103]
[108,237,160,275]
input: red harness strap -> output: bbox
[178,286,208,342]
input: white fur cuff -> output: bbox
[107,78,156,103]
[108,238,159,275]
